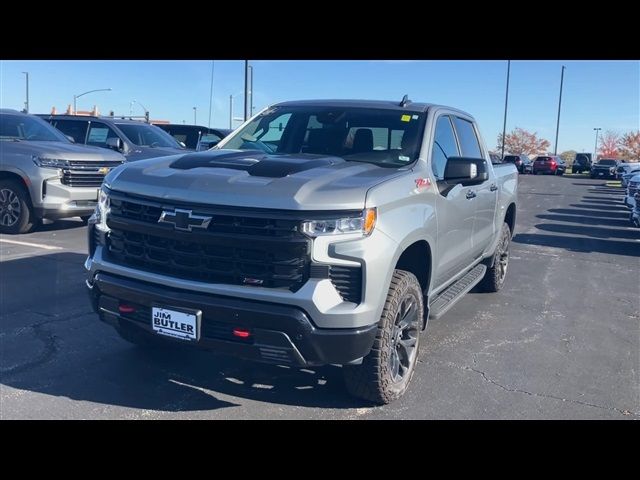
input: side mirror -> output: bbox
[65,135,75,143]
[106,137,123,152]
[444,157,489,186]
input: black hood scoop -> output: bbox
[170,150,345,178]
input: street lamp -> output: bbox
[22,72,29,113]
[73,88,111,114]
[193,106,197,125]
[593,128,602,158]
[501,60,511,160]
[132,100,149,121]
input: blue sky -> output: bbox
[1,60,638,153]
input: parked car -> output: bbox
[631,192,640,227]
[521,158,533,174]
[572,153,593,174]
[621,167,640,188]
[39,114,186,161]
[533,155,566,175]
[86,98,518,404]
[590,158,619,179]
[624,173,640,209]
[503,154,531,174]
[155,124,232,151]
[0,109,124,234]
[616,163,639,180]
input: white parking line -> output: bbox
[0,238,63,250]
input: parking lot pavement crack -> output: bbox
[0,324,59,377]
[459,363,638,418]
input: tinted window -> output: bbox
[597,159,617,166]
[431,115,459,180]
[453,117,482,158]
[87,122,119,148]
[53,120,88,144]
[116,123,182,148]
[0,114,68,142]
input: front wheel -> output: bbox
[0,179,36,234]
[343,270,423,404]
[479,222,511,293]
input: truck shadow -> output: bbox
[0,252,367,415]
[513,233,640,257]
[35,218,86,233]
[536,213,632,228]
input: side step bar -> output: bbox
[429,264,487,319]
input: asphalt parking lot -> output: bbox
[1,174,638,419]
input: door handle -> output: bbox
[490,184,498,192]
[466,190,477,199]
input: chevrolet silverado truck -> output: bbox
[86,98,518,404]
[1,109,125,234]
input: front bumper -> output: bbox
[87,272,378,367]
[33,177,100,219]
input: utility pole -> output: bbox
[229,95,233,129]
[22,72,29,113]
[501,60,510,160]
[554,65,566,155]
[244,60,250,121]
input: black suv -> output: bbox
[573,153,593,174]
[503,154,531,174]
[590,158,619,179]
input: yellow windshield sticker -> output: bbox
[401,114,411,122]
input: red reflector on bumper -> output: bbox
[233,328,251,338]
[118,304,136,314]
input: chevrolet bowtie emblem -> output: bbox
[98,167,110,175]
[158,209,212,231]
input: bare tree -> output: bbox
[497,128,550,156]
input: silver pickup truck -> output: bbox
[86,98,518,404]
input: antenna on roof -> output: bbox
[399,94,411,107]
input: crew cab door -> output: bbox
[430,115,476,288]
[451,116,497,256]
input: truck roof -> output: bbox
[271,99,472,117]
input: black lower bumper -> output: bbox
[87,272,377,367]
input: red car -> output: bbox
[532,155,566,175]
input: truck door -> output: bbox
[430,115,475,287]
[452,116,497,257]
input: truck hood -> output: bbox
[2,140,125,161]
[106,149,408,210]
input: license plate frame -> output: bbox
[151,305,201,342]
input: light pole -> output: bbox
[208,60,215,128]
[73,88,111,114]
[22,72,29,113]
[193,106,197,125]
[244,60,250,121]
[132,100,149,121]
[554,65,566,155]
[593,127,602,158]
[501,60,511,159]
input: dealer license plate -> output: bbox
[152,307,199,341]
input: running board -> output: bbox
[429,264,487,319]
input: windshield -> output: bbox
[0,113,68,142]
[116,123,183,148]
[220,106,426,168]
[597,159,617,166]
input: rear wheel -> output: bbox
[0,179,36,234]
[479,223,511,293]
[343,270,423,404]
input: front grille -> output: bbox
[329,265,362,304]
[61,160,122,188]
[105,194,311,291]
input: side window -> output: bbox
[87,122,119,149]
[53,120,88,144]
[431,116,459,180]
[452,117,482,158]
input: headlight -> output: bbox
[32,156,70,169]
[95,187,110,232]
[301,208,376,237]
